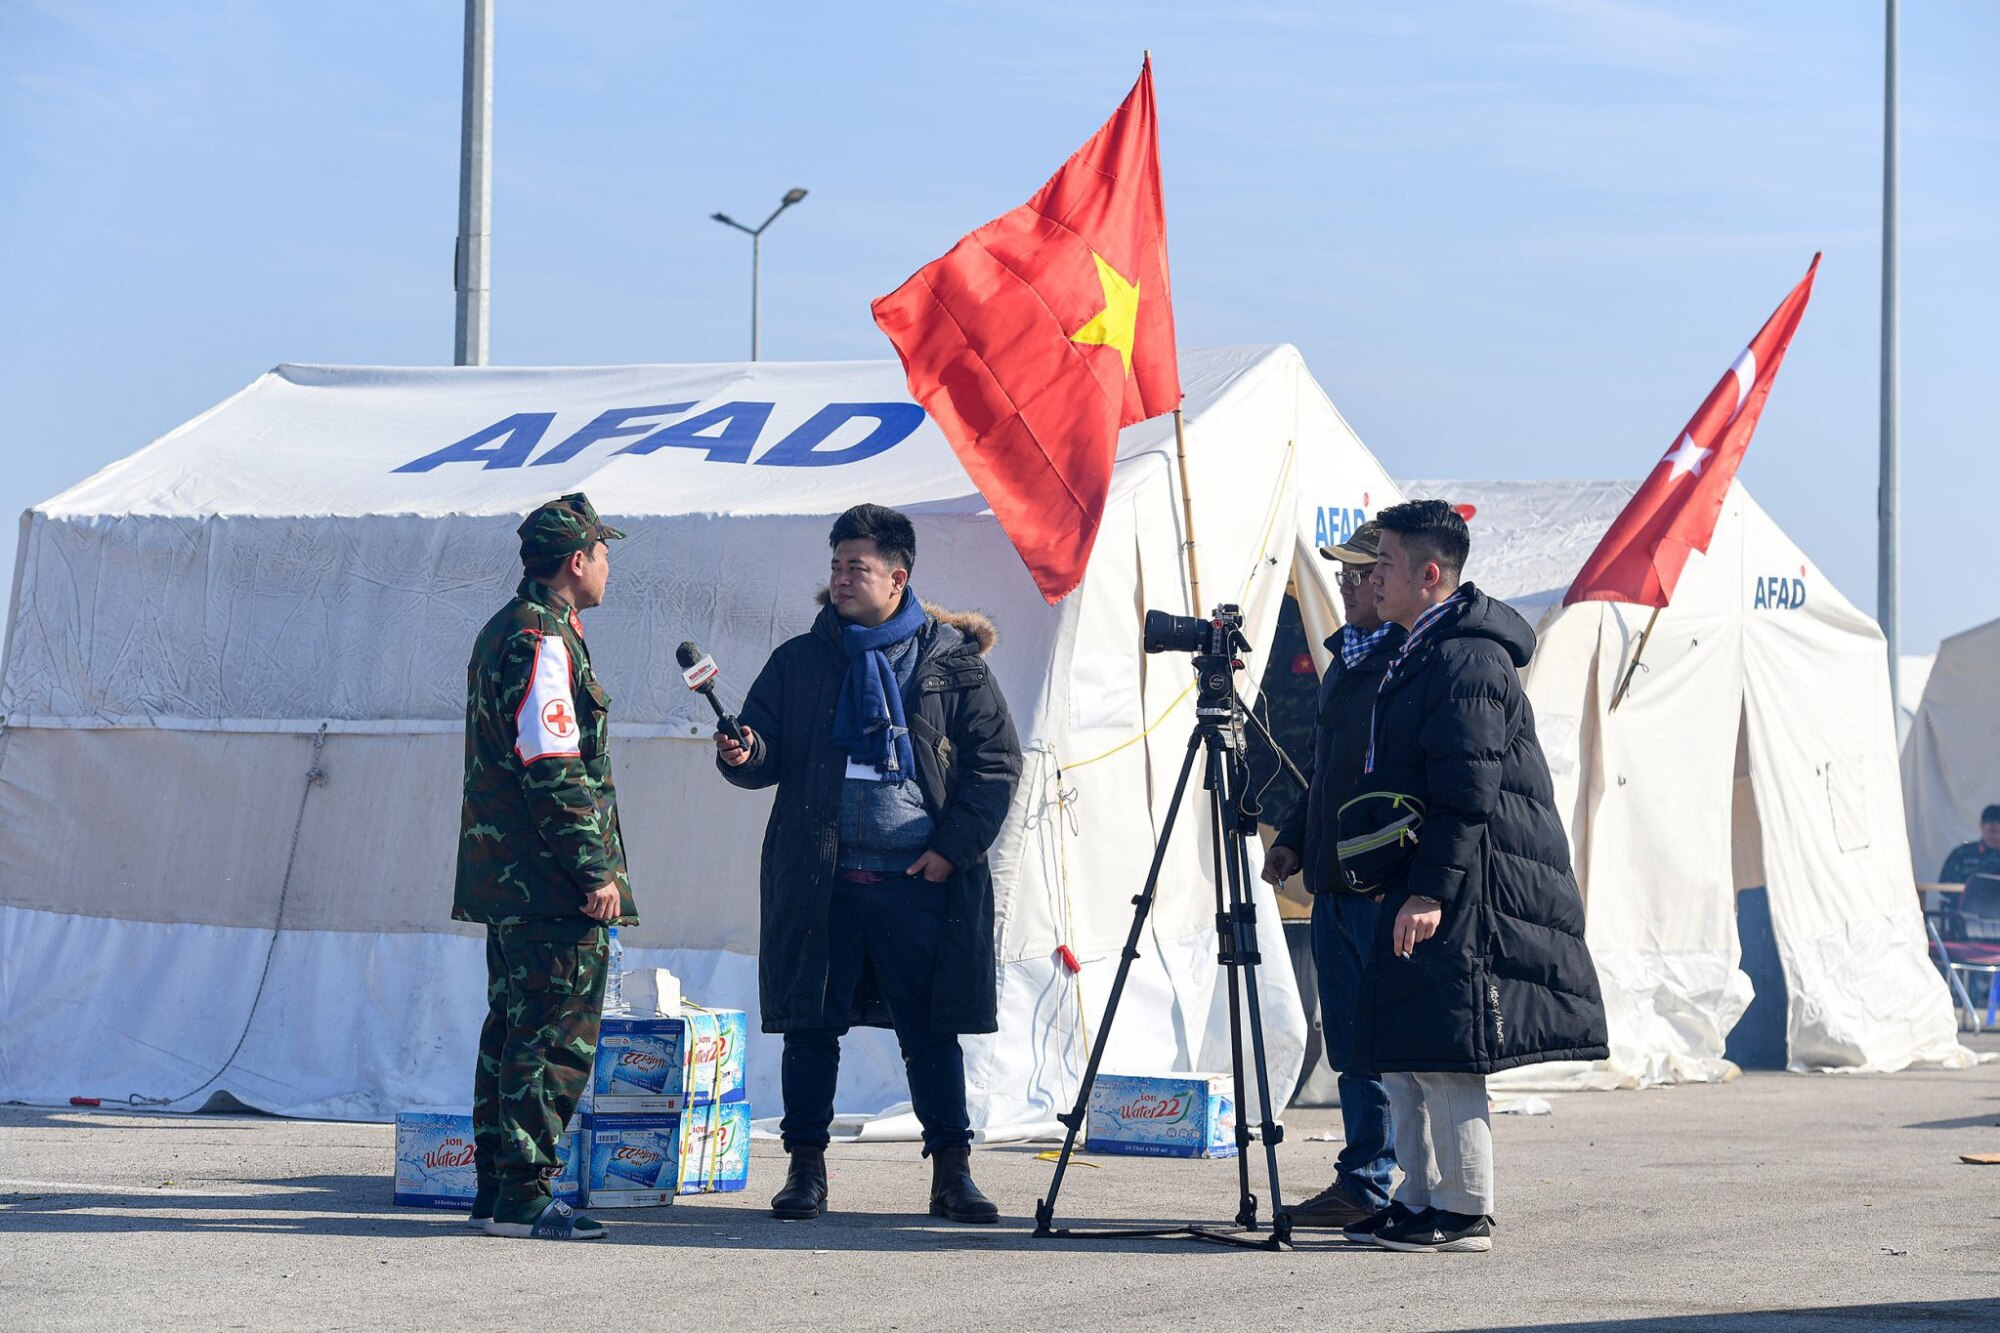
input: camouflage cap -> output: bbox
[1319,519,1382,564]
[518,492,626,565]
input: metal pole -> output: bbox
[1878,0,1900,698]
[453,0,493,366]
[751,231,761,361]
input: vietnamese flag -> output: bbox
[1565,254,1820,608]
[872,57,1180,604]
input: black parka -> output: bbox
[1272,623,1407,895]
[1354,585,1609,1075]
[717,594,1021,1034]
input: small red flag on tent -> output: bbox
[871,57,1181,604]
[1564,255,1821,608]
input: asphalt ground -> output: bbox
[4,1036,1998,1332]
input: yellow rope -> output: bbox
[1057,681,1196,772]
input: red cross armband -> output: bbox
[515,633,584,764]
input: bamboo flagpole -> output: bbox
[1607,605,1663,712]
[1171,406,1204,613]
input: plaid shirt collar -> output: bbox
[1396,588,1466,661]
[1366,588,1470,774]
[1338,621,1399,670]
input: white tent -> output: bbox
[1903,617,2000,880]
[0,345,1403,1127]
[1896,654,1935,750]
[1403,479,1965,1084]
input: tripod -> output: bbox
[1033,650,1294,1250]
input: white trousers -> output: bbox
[1383,1070,1494,1217]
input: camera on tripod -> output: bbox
[1143,603,1249,659]
[1144,604,1251,719]
[1039,597,1297,1248]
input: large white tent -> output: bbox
[1903,616,2000,880]
[0,345,1402,1128]
[1404,479,1965,1085]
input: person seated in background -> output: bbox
[1938,805,2000,886]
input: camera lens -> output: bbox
[1143,609,1208,655]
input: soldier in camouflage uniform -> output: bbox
[1939,804,2000,885]
[453,492,636,1241]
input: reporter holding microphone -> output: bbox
[713,504,1021,1224]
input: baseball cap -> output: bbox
[1319,519,1382,564]
[518,492,626,565]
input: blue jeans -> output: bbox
[1312,890,1395,1210]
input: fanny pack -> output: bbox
[1334,791,1425,894]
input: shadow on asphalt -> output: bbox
[1474,1302,2000,1331]
[0,1174,1382,1254]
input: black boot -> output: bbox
[771,1147,827,1220]
[928,1146,999,1224]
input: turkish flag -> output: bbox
[1565,255,1820,608]
[872,58,1180,604]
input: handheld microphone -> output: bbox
[677,641,747,748]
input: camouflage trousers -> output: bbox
[472,919,608,1205]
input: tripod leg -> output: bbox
[1202,739,1259,1231]
[1218,758,1292,1244]
[1035,728,1206,1237]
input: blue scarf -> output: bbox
[831,589,928,782]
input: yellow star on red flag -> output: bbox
[1069,250,1140,377]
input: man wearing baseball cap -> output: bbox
[454,492,635,1240]
[1262,518,1406,1229]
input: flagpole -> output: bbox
[1607,605,1663,713]
[1172,407,1205,613]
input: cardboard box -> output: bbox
[586,1008,748,1114]
[581,1101,752,1208]
[676,1099,751,1196]
[1083,1074,1238,1159]
[393,1109,580,1208]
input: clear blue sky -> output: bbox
[3,1,1994,652]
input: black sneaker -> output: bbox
[1373,1208,1493,1253]
[1342,1200,1425,1243]
[1289,1179,1374,1228]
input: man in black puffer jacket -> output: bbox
[1263,520,1406,1228]
[713,504,1021,1227]
[1347,500,1607,1255]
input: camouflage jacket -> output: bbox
[452,578,634,926]
[1939,840,2000,885]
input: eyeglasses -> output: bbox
[1335,569,1372,587]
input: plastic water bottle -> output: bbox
[605,926,625,1014]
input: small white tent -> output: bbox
[1903,616,2000,880]
[1403,479,1965,1084]
[0,345,1400,1127]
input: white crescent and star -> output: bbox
[1726,346,1756,422]
[1660,343,1756,483]
[1663,432,1712,481]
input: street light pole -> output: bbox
[713,188,808,360]
[454,0,493,366]
[1879,0,1900,700]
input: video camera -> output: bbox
[1144,604,1251,723]
[1143,604,1249,659]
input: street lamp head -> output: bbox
[782,188,808,206]
[711,212,738,227]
